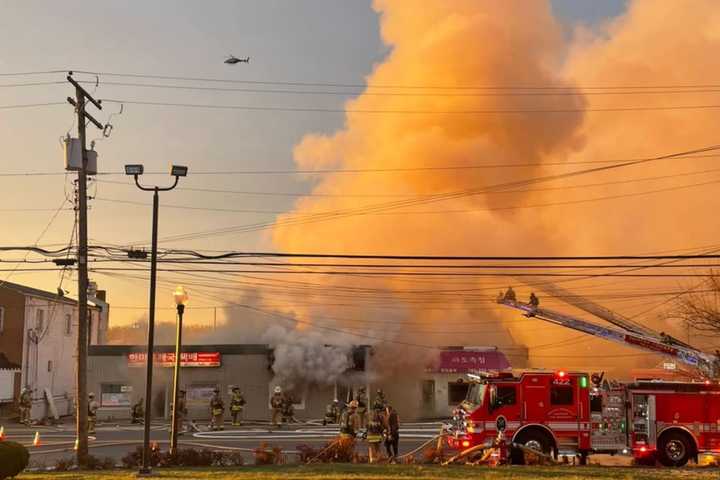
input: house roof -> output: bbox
[0,353,20,370]
[0,280,99,308]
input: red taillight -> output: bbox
[462,440,470,448]
[640,446,647,453]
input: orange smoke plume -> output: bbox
[268,0,720,374]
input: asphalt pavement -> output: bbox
[1,419,444,467]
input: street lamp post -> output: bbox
[169,285,188,456]
[126,164,188,475]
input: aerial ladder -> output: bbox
[529,280,695,350]
[497,288,720,380]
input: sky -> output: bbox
[9,0,720,376]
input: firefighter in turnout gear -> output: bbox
[372,389,387,412]
[18,388,32,425]
[210,388,225,431]
[339,400,361,439]
[356,387,368,428]
[88,393,99,434]
[503,286,516,302]
[529,292,540,308]
[270,386,284,427]
[230,387,246,426]
[176,390,188,434]
[131,397,144,424]
[324,399,341,425]
[281,392,297,424]
[366,409,385,463]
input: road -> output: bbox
[2,419,444,467]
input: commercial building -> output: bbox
[0,281,108,421]
[87,344,527,422]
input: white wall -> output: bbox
[0,370,17,402]
[20,297,79,419]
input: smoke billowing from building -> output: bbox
[108,1,720,378]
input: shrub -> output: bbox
[53,457,75,472]
[254,443,283,465]
[121,445,160,469]
[0,441,30,479]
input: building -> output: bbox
[0,281,107,421]
[87,344,527,422]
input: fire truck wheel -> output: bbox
[511,429,553,465]
[658,430,693,467]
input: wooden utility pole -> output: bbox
[66,73,103,467]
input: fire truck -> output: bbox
[446,287,720,467]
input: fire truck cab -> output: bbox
[447,370,720,467]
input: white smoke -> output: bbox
[263,325,355,389]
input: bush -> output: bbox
[0,441,30,479]
[121,445,161,469]
[254,443,283,465]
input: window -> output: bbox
[551,385,574,405]
[0,306,4,334]
[65,313,72,335]
[100,384,132,407]
[187,383,219,406]
[47,360,53,372]
[495,386,517,407]
[448,382,469,405]
[35,309,44,332]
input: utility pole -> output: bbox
[66,72,103,467]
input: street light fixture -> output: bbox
[169,286,188,456]
[126,163,188,476]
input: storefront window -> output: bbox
[187,383,218,405]
[100,384,132,407]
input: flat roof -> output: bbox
[0,280,101,308]
[89,344,271,355]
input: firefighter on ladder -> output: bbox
[503,287,516,302]
[88,393,99,434]
[529,292,539,308]
[230,387,246,426]
[209,387,225,431]
[18,387,32,425]
[131,397,144,424]
[270,386,284,427]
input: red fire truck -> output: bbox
[447,369,720,466]
[447,287,720,466]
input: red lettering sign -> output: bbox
[128,352,221,367]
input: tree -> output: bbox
[668,275,720,339]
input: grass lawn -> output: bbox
[17,464,720,480]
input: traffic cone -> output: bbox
[32,431,40,447]
[0,426,5,441]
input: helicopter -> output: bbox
[225,55,250,65]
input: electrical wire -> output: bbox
[100,98,720,115]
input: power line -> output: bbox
[70,80,720,97]
[92,176,720,217]
[101,98,720,115]
[68,70,720,91]
[140,144,720,244]
[0,102,65,110]
[93,166,720,197]
[4,153,719,178]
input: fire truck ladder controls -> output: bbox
[497,293,720,380]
